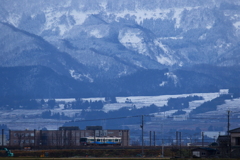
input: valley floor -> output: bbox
[1,92,240,146]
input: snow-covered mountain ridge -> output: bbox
[0,0,240,84]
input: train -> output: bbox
[80,137,121,146]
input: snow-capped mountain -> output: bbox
[0,0,240,97]
[1,0,240,72]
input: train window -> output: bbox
[115,139,119,142]
[97,139,100,141]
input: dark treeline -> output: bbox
[70,99,104,109]
[0,98,55,110]
[41,110,70,120]
[0,98,108,110]
[190,94,233,115]
[0,98,40,109]
[160,95,203,113]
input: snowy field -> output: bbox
[2,93,221,116]
[197,98,240,117]
[102,92,220,112]
[0,92,230,130]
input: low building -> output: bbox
[216,127,240,157]
[229,127,240,147]
[229,128,240,158]
[9,126,129,147]
[217,135,230,147]
[192,147,218,158]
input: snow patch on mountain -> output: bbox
[44,9,71,35]
[113,9,169,24]
[172,8,184,28]
[70,10,89,25]
[165,72,179,86]
[133,61,144,68]
[87,25,110,38]
[158,37,183,40]
[206,24,212,29]
[233,21,240,29]
[7,13,21,27]
[99,1,108,10]
[159,81,167,87]
[113,7,201,27]
[118,69,128,77]
[214,40,232,55]
[154,40,169,54]
[90,29,103,38]
[58,25,69,35]
[156,55,175,66]
[44,8,100,35]
[118,28,148,56]
[69,70,93,82]
[199,33,207,40]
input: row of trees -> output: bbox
[0,98,57,110]
[0,96,117,110]
[70,99,104,109]
[41,110,70,120]
[159,95,203,113]
[190,94,233,115]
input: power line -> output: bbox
[74,115,142,122]
[2,110,240,124]
[2,114,240,123]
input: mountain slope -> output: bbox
[1,0,240,72]
[0,0,240,98]
[94,65,240,96]
[0,66,94,98]
[0,22,92,81]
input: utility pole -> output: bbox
[227,110,231,157]
[154,131,156,146]
[161,124,164,157]
[141,115,144,156]
[227,110,230,135]
[179,132,182,158]
[150,131,152,146]
[202,132,204,147]
[2,129,4,146]
[176,131,178,146]
[162,139,164,157]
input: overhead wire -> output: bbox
[2,112,240,124]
